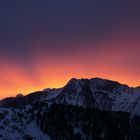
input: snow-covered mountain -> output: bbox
[0,77,140,140]
[0,77,140,115]
[48,78,140,115]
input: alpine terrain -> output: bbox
[0,78,140,140]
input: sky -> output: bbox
[0,0,140,98]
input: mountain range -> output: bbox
[1,77,140,115]
[0,77,140,140]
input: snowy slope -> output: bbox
[0,106,51,140]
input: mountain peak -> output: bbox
[15,94,23,98]
[67,78,79,84]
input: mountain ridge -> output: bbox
[0,77,140,140]
[0,77,140,115]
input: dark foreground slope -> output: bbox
[31,102,140,140]
[1,101,139,140]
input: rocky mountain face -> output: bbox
[0,78,140,140]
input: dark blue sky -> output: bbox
[0,0,139,54]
